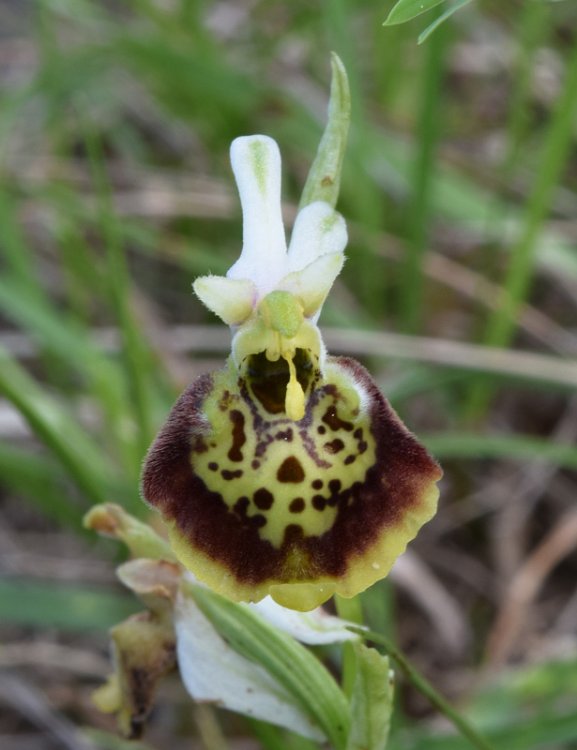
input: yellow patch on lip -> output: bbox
[192,359,377,549]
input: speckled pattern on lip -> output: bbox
[142,355,442,610]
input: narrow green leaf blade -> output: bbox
[384,0,446,26]
[423,432,577,469]
[347,644,394,750]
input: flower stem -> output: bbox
[334,594,364,698]
[347,626,495,750]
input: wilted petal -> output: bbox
[94,612,176,739]
[142,356,441,611]
[227,135,288,294]
[117,558,181,614]
[174,584,325,740]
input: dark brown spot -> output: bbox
[328,479,342,493]
[312,495,326,511]
[284,524,304,543]
[344,455,356,465]
[277,456,305,483]
[192,436,208,453]
[233,497,249,516]
[251,460,260,470]
[358,441,368,454]
[324,438,345,454]
[275,428,293,442]
[317,425,326,435]
[228,410,246,462]
[312,479,323,490]
[253,488,274,510]
[289,498,305,513]
[221,469,243,480]
[252,514,267,528]
[208,462,218,472]
[322,405,354,432]
[354,428,363,439]
[219,390,233,412]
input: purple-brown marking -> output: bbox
[228,410,246,462]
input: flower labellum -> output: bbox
[142,56,442,611]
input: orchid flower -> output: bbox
[142,56,442,612]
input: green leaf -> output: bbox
[384,0,446,26]
[418,0,473,43]
[347,643,394,750]
[185,582,350,750]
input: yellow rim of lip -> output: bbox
[165,481,439,612]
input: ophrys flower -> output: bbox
[142,58,442,611]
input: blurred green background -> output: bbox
[1,0,577,748]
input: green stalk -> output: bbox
[83,124,154,459]
[324,0,387,316]
[0,349,113,508]
[401,8,447,332]
[335,594,364,698]
[468,33,577,417]
[348,627,496,750]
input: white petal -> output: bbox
[228,135,288,294]
[287,201,347,272]
[279,252,345,318]
[249,597,359,645]
[175,588,324,741]
[193,275,256,326]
